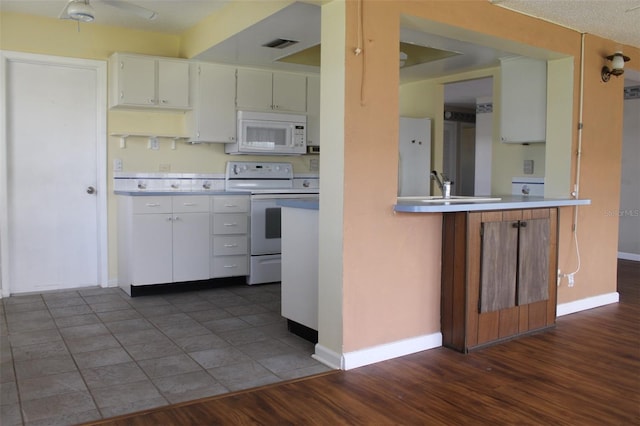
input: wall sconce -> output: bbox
[602,51,630,82]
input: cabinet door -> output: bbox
[157,60,190,108]
[480,221,518,312]
[518,218,550,305]
[132,214,173,285]
[500,57,547,143]
[189,64,236,142]
[272,72,306,112]
[236,68,273,111]
[306,74,320,146]
[172,212,210,282]
[118,55,156,106]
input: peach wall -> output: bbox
[339,0,639,352]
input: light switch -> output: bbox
[113,158,123,172]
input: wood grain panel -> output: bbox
[547,208,558,325]
[518,218,550,305]
[476,310,500,346]
[452,213,468,349]
[480,221,517,312]
[466,212,483,349]
[499,306,520,338]
[441,213,455,348]
[528,300,548,330]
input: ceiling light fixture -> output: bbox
[601,51,630,82]
[67,0,95,23]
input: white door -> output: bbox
[1,52,107,295]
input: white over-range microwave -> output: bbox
[225,111,307,155]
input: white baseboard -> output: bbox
[314,332,442,371]
[618,252,640,261]
[106,278,119,288]
[557,292,619,317]
[312,345,342,370]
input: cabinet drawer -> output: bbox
[212,213,248,234]
[212,236,247,256]
[132,197,172,214]
[172,195,209,213]
[211,255,248,278]
[211,196,249,213]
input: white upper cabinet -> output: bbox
[186,63,237,143]
[306,74,320,146]
[109,53,191,110]
[499,57,547,143]
[236,68,307,113]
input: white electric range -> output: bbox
[225,161,319,285]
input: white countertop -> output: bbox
[394,195,591,213]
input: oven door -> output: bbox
[250,193,318,255]
[250,197,282,255]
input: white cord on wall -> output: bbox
[561,33,586,287]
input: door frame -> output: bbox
[0,50,108,297]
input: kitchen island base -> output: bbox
[441,208,558,353]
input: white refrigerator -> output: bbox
[398,117,432,196]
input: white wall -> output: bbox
[618,96,640,260]
[475,96,493,195]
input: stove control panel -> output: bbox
[226,161,293,179]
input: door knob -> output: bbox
[86,186,96,194]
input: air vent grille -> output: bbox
[262,39,299,49]
[624,85,640,100]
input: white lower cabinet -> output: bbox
[118,195,210,295]
[210,196,249,278]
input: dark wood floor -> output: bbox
[84,260,639,425]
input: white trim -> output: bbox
[0,51,108,295]
[314,333,442,371]
[618,252,640,261]
[312,344,343,370]
[557,292,619,317]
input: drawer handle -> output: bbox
[223,265,238,268]
[224,204,238,208]
[223,244,238,248]
[183,203,196,206]
[145,203,160,207]
[223,223,238,227]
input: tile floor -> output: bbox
[0,283,331,425]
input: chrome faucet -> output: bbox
[431,170,452,198]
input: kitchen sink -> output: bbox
[397,195,502,203]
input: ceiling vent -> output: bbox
[262,38,299,49]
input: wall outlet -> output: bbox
[148,137,160,150]
[309,158,319,172]
[523,159,534,174]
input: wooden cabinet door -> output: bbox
[172,212,210,282]
[518,218,550,305]
[272,72,306,112]
[132,214,173,285]
[118,55,156,106]
[480,220,518,312]
[306,74,320,146]
[157,60,190,108]
[236,68,273,110]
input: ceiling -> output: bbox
[2,0,638,45]
[2,0,638,105]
